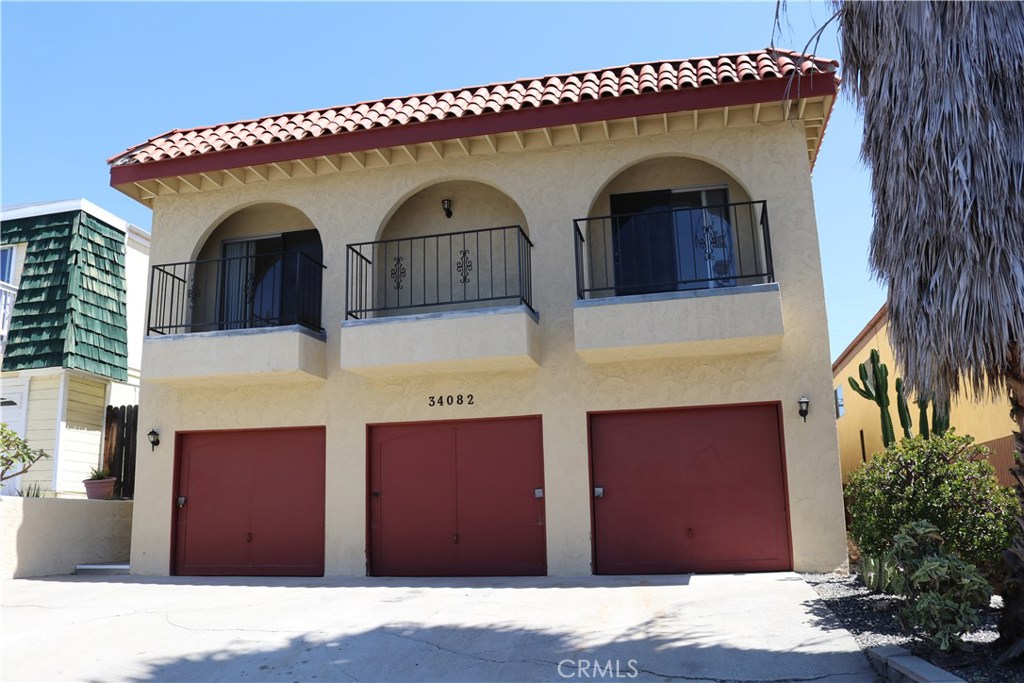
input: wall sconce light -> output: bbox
[798,396,810,422]
[147,429,161,451]
[441,198,453,219]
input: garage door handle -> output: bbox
[687,528,693,539]
[594,486,604,498]
[246,532,253,543]
[453,533,459,544]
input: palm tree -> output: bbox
[824,0,1024,662]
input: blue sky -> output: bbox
[1,1,885,359]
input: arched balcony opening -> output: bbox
[574,156,773,299]
[148,203,325,335]
[345,180,533,319]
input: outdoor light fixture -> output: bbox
[441,198,453,219]
[798,396,810,422]
[147,429,161,451]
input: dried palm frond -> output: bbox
[835,0,1024,404]
[831,0,1024,662]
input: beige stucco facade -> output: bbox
[1,497,132,578]
[128,115,847,577]
[833,308,1019,482]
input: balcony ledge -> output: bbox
[340,305,540,377]
[143,325,327,385]
[574,283,784,363]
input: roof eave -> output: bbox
[110,74,838,189]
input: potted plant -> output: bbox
[83,467,116,500]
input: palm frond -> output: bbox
[833,0,1024,404]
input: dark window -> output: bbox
[219,230,323,330]
[609,187,733,296]
[0,247,13,284]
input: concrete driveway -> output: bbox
[3,572,875,682]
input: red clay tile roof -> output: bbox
[109,48,837,180]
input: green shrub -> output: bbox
[886,521,992,651]
[1,423,49,483]
[846,433,1018,580]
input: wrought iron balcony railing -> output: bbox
[346,225,534,319]
[573,200,774,299]
[147,251,325,335]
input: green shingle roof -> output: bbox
[2,210,128,380]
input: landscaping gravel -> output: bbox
[802,572,1024,683]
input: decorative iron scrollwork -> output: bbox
[699,213,718,263]
[243,272,256,302]
[186,279,201,308]
[390,256,406,290]
[456,249,473,284]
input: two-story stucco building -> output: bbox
[109,48,848,577]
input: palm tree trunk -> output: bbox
[997,344,1024,664]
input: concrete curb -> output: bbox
[867,645,967,683]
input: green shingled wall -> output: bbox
[1,210,128,380]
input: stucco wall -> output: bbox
[196,203,315,262]
[133,119,847,576]
[834,321,1019,481]
[1,497,132,578]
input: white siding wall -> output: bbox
[0,374,30,494]
[56,375,107,495]
[108,228,149,409]
[17,373,60,492]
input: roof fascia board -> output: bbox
[1,198,137,237]
[111,75,837,188]
[126,224,152,252]
[831,302,889,375]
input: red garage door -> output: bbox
[174,427,325,576]
[369,416,546,576]
[591,404,791,574]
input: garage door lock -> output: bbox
[533,488,544,499]
[176,496,187,509]
[594,487,604,498]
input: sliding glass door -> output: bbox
[219,230,322,330]
[610,187,734,295]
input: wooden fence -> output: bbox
[102,405,138,499]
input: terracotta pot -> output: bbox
[83,477,117,500]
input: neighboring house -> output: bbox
[833,303,1018,485]
[109,48,848,578]
[0,199,150,496]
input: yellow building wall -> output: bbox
[131,119,848,576]
[834,314,1018,481]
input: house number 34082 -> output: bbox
[428,394,474,407]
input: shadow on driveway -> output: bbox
[4,573,877,683]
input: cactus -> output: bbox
[848,349,897,447]
[896,378,914,439]
[931,401,950,437]
[914,397,950,438]
[916,398,931,439]
[849,349,950,446]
